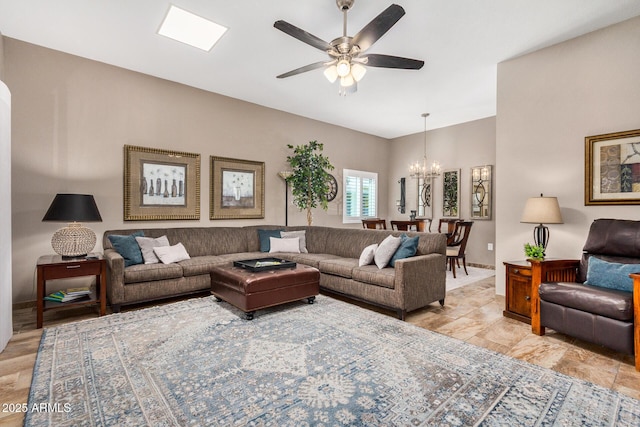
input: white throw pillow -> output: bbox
[358,243,378,267]
[269,236,301,253]
[153,242,191,264]
[135,235,170,264]
[374,235,402,269]
[280,230,308,253]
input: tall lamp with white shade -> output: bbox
[520,194,563,249]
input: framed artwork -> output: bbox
[442,169,460,218]
[124,145,200,221]
[210,156,265,219]
[585,129,640,205]
[470,165,492,220]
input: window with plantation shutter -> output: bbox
[343,169,378,223]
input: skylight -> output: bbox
[158,5,227,52]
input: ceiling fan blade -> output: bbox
[363,54,424,70]
[277,61,329,79]
[274,20,332,52]
[352,4,405,53]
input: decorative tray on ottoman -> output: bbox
[233,257,297,272]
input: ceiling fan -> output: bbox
[274,0,424,95]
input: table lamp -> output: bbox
[42,194,103,258]
[520,193,563,249]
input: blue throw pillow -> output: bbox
[108,231,144,267]
[584,256,640,292]
[389,234,419,267]
[258,229,284,252]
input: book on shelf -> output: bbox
[44,287,91,303]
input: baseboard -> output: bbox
[13,300,36,310]
[467,263,495,270]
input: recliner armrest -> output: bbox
[529,259,580,335]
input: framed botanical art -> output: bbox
[210,156,265,219]
[442,169,460,218]
[585,129,640,205]
[124,145,200,221]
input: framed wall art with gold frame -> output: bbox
[585,129,640,205]
[210,156,265,220]
[124,145,201,220]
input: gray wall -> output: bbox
[389,117,496,268]
[495,16,640,294]
[5,38,389,303]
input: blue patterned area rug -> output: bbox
[27,295,640,426]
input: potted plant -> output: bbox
[286,140,335,225]
[524,243,545,260]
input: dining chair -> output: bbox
[438,218,463,234]
[362,218,387,230]
[390,220,430,232]
[446,221,473,278]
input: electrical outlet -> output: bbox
[487,243,494,251]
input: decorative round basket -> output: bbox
[51,223,97,257]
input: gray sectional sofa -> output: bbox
[102,225,446,319]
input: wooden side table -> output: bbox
[36,254,107,328]
[503,260,532,324]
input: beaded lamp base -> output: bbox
[51,222,97,258]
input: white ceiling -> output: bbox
[1,0,640,139]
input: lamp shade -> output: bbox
[42,194,102,222]
[520,196,563,224]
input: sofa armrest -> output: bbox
[529,259,580,336]
[104,248,125,306]
[394,253,447,312]
[629,273,640,371]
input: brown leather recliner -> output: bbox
[530,218,640,371]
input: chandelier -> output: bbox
[409,113,441,179]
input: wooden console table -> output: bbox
[36,254,107,328]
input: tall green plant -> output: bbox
[286,141,335,225]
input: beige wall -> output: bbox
[5,38,389,303]
[495,16,640,294]
[389,117,496,268]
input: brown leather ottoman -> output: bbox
[210,263,320,320]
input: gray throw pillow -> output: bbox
[374,235,402,269]
[280,230,308,253]
[135,235,170,264]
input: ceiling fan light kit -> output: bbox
[274,0,424,95]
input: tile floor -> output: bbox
[1,275,639,426]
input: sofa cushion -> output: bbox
[319,258,359,278]
[135,235,170,264]
[258,229,284,252]
[280,230,308,253]
[269,236,300,253]
[375,235,402,269]
[352,265,396,289]
[216,252,268,263]
[153,243,191,264]
[167,228,248,256]
[358,243,378,267]
[538,281,633,321]
[584,256,640,292]
[389,234,419,267]
[108,231,144,267]
[179,256,228,277]
[277,253,341,269]
[123,263,183,284]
